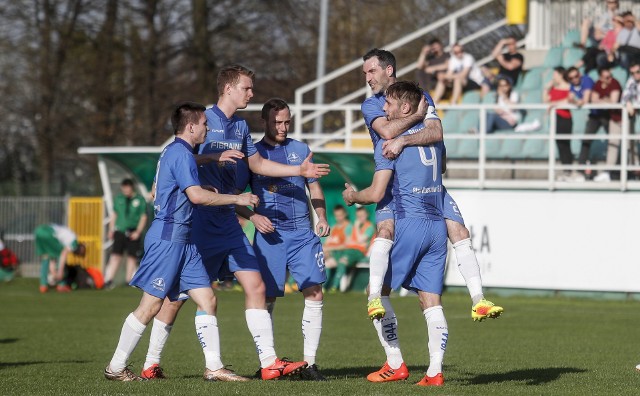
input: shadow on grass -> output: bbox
[0,360,90,371]
[0,338,19,344]
[464,367,588,386]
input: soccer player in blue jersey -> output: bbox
[344,81,449,386]
[140,65,329,381]
[360,49,503,325]
[104,102,260,382]
[235,98,330,381]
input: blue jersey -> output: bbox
[569,75,595,100]
[375,125,446,220]
[150,137,200,242]
[250,138,315,231]
[198,105,258,214]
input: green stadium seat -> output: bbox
[561,29,581,48]
[543,47,564,68]
[519,67,544,91]
[485,139,503,158]
[444,138,460,158]
[562,48,584,68]
[442,109,463,133]
[498,138,525,159]
[521,139,549,160]
[461,90,482,104]
[612,67,628,85]
[459,111,479,134]
[520,89,543,104]
[482,91,497,104]
[455,139,479,159]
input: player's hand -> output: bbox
[202,185,219,193]
[236,192,259,208]
[382,136,405,159]
[251,213,274,234]
[315,218,330,237]
[416,96,427,117]
[130,230,140,241]
[219,149,245,163]
[342,183,356,206]
[300,153,330,179]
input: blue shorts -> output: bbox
[254,229,326,298]
[385,217,447,294]
[192,211,260,281]
[130,236,211,301]
[442,187,465,225]
[375,190,395,223]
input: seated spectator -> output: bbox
[432,43,484,104]
[579,0,619,48]
[326,207,374,292]
[0,235,19,283]
[614,11,640,69]
[544,67,574,181]
[481,36,524,95]
[621,62,640,172]
[578,67,622,182]
[567,66,595,108]
[580,14,623,72]
[322,205,351,290]
[415,38,449,92]
[34,223,86,293]
[484,76,521,133]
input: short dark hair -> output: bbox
[428,37,442,46]
[261,98,290,121]
[121,179,134,187]
[333,204,346,212]
[385,81,423,112]
[566,66,579,75]
[74,242,86,257]
[597,66,611,76]
[217,64,255,97]
[362,48,397,77]
[171,101,206,135]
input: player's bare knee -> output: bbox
[417,291,441,310]
[302,284,323,301]
[446,219,470,243]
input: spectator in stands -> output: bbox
[0,234,19,283]
[620,62,640,172]
[415,38,449,92]
[104,178,148,289]
[614,11,640,69]
[481,36,524,95]
[322,205,351,291]
[34,223,86,293]
[476,76,521,133]
[578,67,622,182]
[326,207,374,293]
[432,43,484,104]
[579,0,619,48]
[580,14,623,72]
[567,66,595,108]
[544,66,574,181]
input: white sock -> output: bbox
[110,313,146,372]
[453,238,484,304]
[372,296,403,369]
[368,238,393,301]
[195,314,224,371]
[302,299,323,366]
[143,318,173,370]
[245,309,277,368]
[423,306,448,377]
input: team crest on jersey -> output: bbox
[287,152,302,163]
[235,127,243,139]
[152,278,165,291]
[268,184,278,193]
[132,199,140,208]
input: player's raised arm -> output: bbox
[195,149,245,165]
[342,169,393,206]
[368,96,426,140]
[247,151,330,179]
[185,185,259,207]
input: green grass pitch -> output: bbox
[1,278,639,395]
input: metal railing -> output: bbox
[240,102,640,192]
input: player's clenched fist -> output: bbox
[236,192,260,207]
[342,182,356,206]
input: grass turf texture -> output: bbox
[1,278,639,395]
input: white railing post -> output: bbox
[294,92,303,140]
[479,106,486,188]
[548,110,557,190]
[449,17,457,45]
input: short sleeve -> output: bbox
[374,140,394,171]
[361,98,386,130]
[172,151,200,192]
